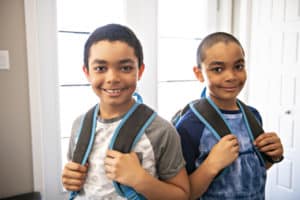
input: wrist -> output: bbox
[267,155,284,164]
[131,168,148,190]
[204,158,223,177]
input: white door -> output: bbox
[248,0,300,199]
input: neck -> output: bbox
[209,96,239,110]
[99,98,136,119]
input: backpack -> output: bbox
[172,96,273,165]
[69,93,157,200]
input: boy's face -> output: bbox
[194,42,246,109]
[84,40,144,111]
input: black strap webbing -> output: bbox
[193,99,231,137]
[238,100,264,139]
[192,98,271,163]
[72,105,97,164]
[72,104,155,164]
[113,104,154,153]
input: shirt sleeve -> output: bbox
[176,110,204,174]
[67,115,84,161]
[145,115,186,180]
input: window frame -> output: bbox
[25,0,158,198]
[25,0,226,198]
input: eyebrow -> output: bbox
[208,61,224,67]
[91,58,135,66]
[235,58,245,63]
[208,58,245,67]
[119,58,135,65]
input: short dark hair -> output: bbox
[83,23,143,69]
[196,32,244,68]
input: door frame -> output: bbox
[24,0,64,199]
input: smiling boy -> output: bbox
[61,24,189,200]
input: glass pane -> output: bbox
[57,0,125,32]
[61,137,71,168]
[158,0,207,38]
[158,81,204,120]
[59,86,98,138]
[158,37,200,81]
[57,32,89,85]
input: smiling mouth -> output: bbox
[102,88,129,94]
[221,86,238,91]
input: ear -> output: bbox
[137,64,145,80]
[193,66,204,82]
[82,65,91,82]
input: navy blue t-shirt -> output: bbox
[176,106,267,200]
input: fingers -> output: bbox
[104,150,142,185]
[254,132,279,145]
[254,133,281,149]
[221,134,240,149]
[254,132,283,158]
[62,162,88,191]
[65,162,88,173]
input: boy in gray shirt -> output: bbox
[61,24,189,200]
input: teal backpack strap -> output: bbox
[69,100,157,200]
[69,104,99,200]
[72,104,99,164]
[237,100,273,164]
[190,97,272,165]
[109,103,156,200]
[190,99,231,139]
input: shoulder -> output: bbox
[176,107,206,132]
[246,105,263,125]
[146,114,178,138]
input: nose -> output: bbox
[224,69,237,82]
[106,69,120,83]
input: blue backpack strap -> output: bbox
[69,104,99,200]
[237,100,272,164]
[190,97,271,165]
[69,96,156,200]
[109,102,156,200]
[190,99,231,139]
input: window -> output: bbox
[157,0,210,120]
[27,0,217,198]
[56,0,126,167]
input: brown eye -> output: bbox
[235,64,244,71]
[94,66,107,72]
[212,66,223,73]
[121,65,133,72]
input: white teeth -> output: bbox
[105,89,121,93]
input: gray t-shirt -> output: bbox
[67,113,185,199]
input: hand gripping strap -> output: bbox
[111,104,156,152]
[237,100,272,164]
[69,104,98,200]
[110,103,156,200]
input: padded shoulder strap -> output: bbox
[192,98,272,164]
[192,99,231,138]
[72,105,98,164]
[112,103,156,153]
[238,100,273,163]
[238,100,264,139]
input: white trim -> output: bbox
[24,0,45,195]
[24,0,158,199]
[24,0,64,199]
[125,0,158,109]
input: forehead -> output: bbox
[89,40,137,61]
[203,42,244,62]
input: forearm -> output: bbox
[189,159,219,200]
[265,162,273,169]
[133,169,189,200]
